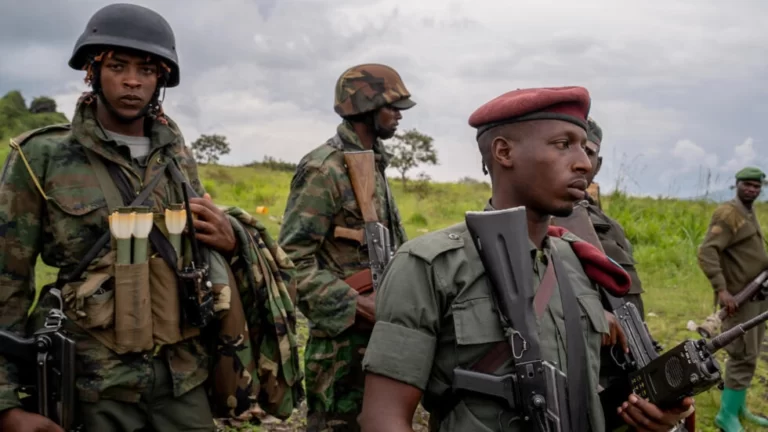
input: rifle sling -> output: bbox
[56,150,170,287]
[103,160,180,274]
[441,253,589,431]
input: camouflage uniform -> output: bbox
[0,99,214,426]
[278,64,414,431]
[0,4,304,430]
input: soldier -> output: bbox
[582,117,646,317]
[697,166,768,431]
[359,86,694,431]
[278,63,414,431]
[0,4,303,431]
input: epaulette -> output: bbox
[7,123,71,201]
[712,203,746,233]
[9,123,71,149]
[404,222,466,264]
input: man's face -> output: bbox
[499,120,591,217]
[737,180,762,203]
[374,105,402,139]
[99,50,160,119]
[585,140,601,185]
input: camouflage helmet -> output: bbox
[68,3,180,87]
[333,63,416,117]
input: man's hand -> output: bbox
[603,311,629,353]
[0,408,63,432]
[187,193,237,255]
[617,394,694,431]
[718,290,738,316]
[356,292,377,324]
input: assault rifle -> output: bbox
[179,181,215,328]
[692,270,768,338]
[335,150,393,294]
[0,288,79,431]
[551,199,692,431]
[453,207,571,431]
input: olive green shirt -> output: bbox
[362,221,610,431]
[697,198,768,294]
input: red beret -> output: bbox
[469,86,591,138]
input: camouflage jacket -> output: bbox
[278,121,407,338]
[697,197,768,294]
[585,193,644,295]
[0,100,208,411]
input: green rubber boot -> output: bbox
[740,389,768,427]
[715,387,745,432]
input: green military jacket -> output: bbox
[584,195,644,296]
[698,197,768,294]
[362,221,611,431]
[0,100,207,411]
[278,121,407,338]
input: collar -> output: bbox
[71,98,183,167]
[731,197,753,216]
[336,121,392,168]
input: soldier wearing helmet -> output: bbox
[0,4,246,431]
[279,63,416,431]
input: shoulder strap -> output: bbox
[436,253,589,430]
[8,123,73,202]
[83,149,126,213]
[57,150,169,287]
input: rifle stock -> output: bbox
[344,151,378,222]
[342,150,393,292]
[693,270,768,338]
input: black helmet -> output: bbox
[68,3,180,87]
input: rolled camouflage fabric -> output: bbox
[333,63,416,117]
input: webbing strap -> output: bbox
[56,150,169,287]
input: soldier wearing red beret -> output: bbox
[359,87,694,431]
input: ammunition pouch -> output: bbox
[62,249,202,355]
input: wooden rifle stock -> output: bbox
[344,151,378,223]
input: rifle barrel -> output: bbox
[706,307,768,352]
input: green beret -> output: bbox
[587,116,602,145]
[735,166,766,181]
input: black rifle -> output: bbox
[452,207,571,431]
[604,301,768,425]
[0,288,79,431]
[179,181,215,329]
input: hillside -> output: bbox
[0,90,68,152]
[3,91,768,431]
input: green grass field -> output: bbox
[23,161,768,431]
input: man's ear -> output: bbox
[594,156,603,177]
[492,136,515,169]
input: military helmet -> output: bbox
[68,3,180,87]
[333,63,416,117]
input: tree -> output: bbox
[386,129,438,188]
[30,96,57,114]
[190,134,231,164]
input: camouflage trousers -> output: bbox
[304,325,371,432]
[722,299,768,390]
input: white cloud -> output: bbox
[5,0,768,196]
[723,137,759,172]
[671,139,719,171]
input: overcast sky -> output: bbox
[2,0,767,198]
